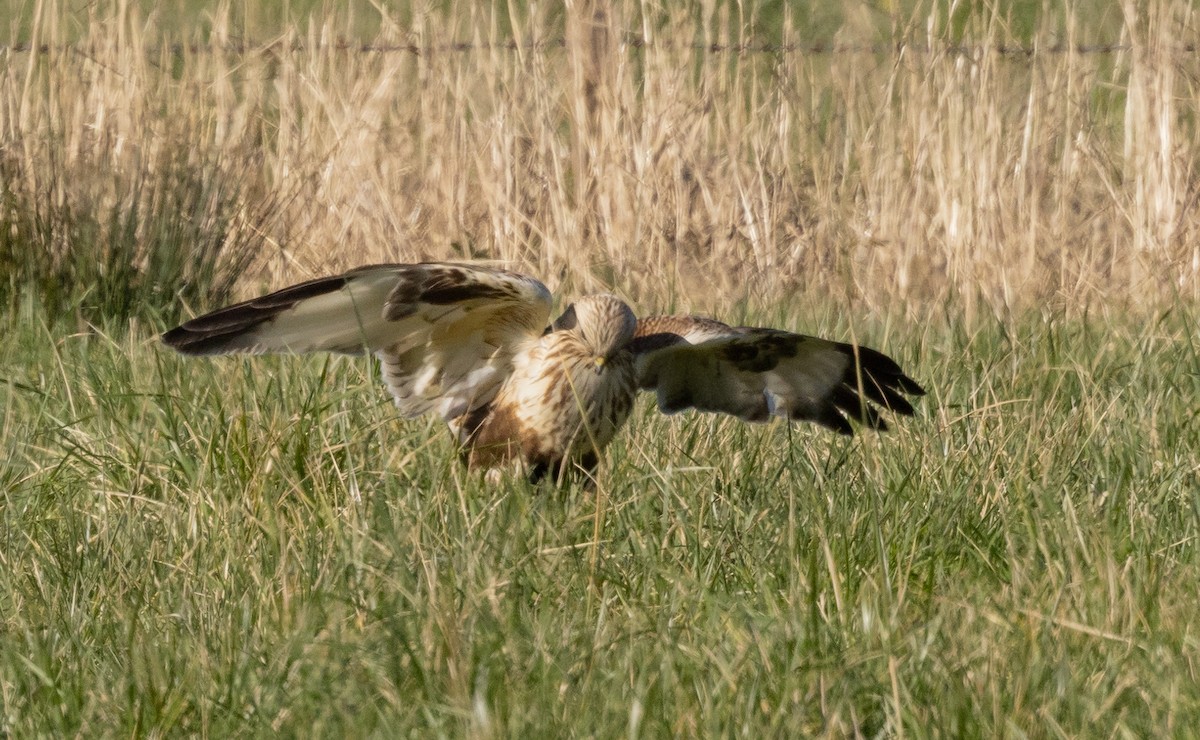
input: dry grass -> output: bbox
[2,0,1197,322]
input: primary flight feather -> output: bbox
[162,262,925,482]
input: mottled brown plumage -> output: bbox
[162,262,926,482]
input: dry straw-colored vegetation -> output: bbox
[3,0,1197,323]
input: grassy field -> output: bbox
[3,0,1200,736]
[3,305,1198,736]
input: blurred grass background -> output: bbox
[3,0,1194,324]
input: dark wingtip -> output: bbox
[160,325,188,348]
[878,388,916,416]
[828,419,856,436]
[825,340,928,431]
[811,406,855,435]
[160,304,279,355]
[160,324,208,354]
[160,323,257,356]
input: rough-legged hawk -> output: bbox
[162,262,925,482]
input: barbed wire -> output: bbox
[2,38,1195,57]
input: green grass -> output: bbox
[2,304,1197,736]
[0,151,268,326]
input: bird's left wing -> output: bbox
[629,316,925,434]
[162,262,553,421]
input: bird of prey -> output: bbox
[162,262,925,483]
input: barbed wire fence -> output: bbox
[2,38,1196,57]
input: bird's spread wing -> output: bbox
[162,263,553,421]
[629,316,925,434]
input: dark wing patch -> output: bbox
[383,264,533,320]
[714,330,802,373]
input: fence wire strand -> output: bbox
[3,38,1196,57]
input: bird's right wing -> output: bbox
[161,262,553,421]
[629,316,925,434]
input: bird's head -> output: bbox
[551,294,637,364]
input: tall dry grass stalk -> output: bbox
[2,0,1197,322]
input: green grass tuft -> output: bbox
[0,147,276,328]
